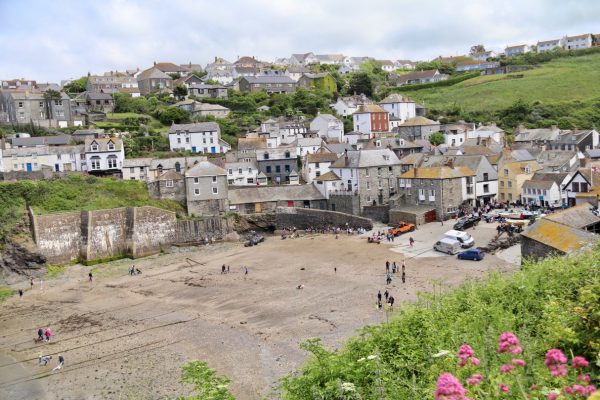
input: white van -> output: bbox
[433,238,462,255]
[444,230,475,248]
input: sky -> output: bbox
[0,0,599,82]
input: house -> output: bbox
[258,117,308,146]
[537,38,565,53]
[289,53,319,66]
[0,144,85,173]
[469,51,497,61]
[313,170,342,198]
[497,160,542,204]
[174,74,203,88]
[376,60,396,72]
[329,149,402,210]
[513,125,562,145]
[417,155,498,206]
[232,66,260,79]
[440,123,474,147]
[152,62,190,76]
[255,147,298,184]
[285,66,311,82]
[225,161,259,186]
[342,56,371,71]
[7,134,73,148]
[147,157,205,182]
[394,69,448,86]
[504,44,532,57]
[205,57,234,73]
[456,61,501,72]
[185,160,228,216]
[227,184,326,214]
[147,170,186,202]
[315,54,345,65]
[174,101,230,118]
[187,83,228,99]
[547,130,599,152]
[521,217,597,261]
[303,150,339,183]
[81,91,115,113]
[331,94,371,117]
[397,116,440,141]
[236,137,267,162]
[310,114,344,142]
[136,67,173,95]
[203,69,234,85]
[343,131,370,145]
[535,150,579,173]
[86,71,140,97]
[295,137,323,157]
[296,73,337,94]
[468,123,505,145]
[564,34,593,50]
[397,166,476,220]
[563,169,594,207]
[168,122,231,154]
[234,56,261,68]
[0,89,74,128]
[85,137,124,175]
[521,172,569,207]
[122,158,153,181]
[352,104,389,136]
[237,76,297,93]
[378,93,416,124]
[1,79,36,90]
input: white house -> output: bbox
[352,104,389,136]
[331,96,363,117]
[521,180,562,207]
[378,93,416,123]
[85,138,125,173]
[303,151,339,183]
[225,161,259,186]
[310,114,344,142]
[470,51,497,61]
[1,144,85,172]
[564,34,593,50]
[343,131,370,145]
[168,122,231,154]
[295,137,323,157]
[537,38,565,53]
[313,170,342,198]
[504,44,531,57]
[122,158,153,181]
[377,60,396,72]
[563,169,593,207]
[468,123,505,145]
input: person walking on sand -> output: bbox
[243,266,248,279]
[52,355,64,371]
[402,270,406,284]
[409,237,414,247]
[384,289,389,301]
[37,328,44,341]
[19,289,23,298]
[385,261,390,272]
[30,277,34,290]
[377,290,382,302]
[221,264,226,274]
[402,260,406,274]
[389,296,395,308]
[39,354,52,366]
[44,328,51,342]
[88,272,93,283]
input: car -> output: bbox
[453,215,481,230]
[457,248,485,261]
[388,221,415,236]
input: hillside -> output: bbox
[404,53,600,112]
[281,245,600,399]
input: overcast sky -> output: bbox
[1,0,598,82]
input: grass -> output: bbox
[0,286,13,302]
[280,243,600,399]
[46,264,66,278]
[106,112,151,119]
[403,53,600,112]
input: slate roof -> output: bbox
[355,104,387,114]
[85,138,123,152]
[522,180,556,190]
[398,116,439,126]
[522,218,597,254]
[137,67,171,80]
[379,93,413,104]
[169,122,220,134]
[553,130,595,145]
[306,152,339,163]
[123,158,153,168]
[10,134,72,147]
[186,160,227,177]
[585,149,600,158]
[514,127,562,142]
[229,184,325,204]
[150,156,206,170]
[153,62,188,73]
[315,171,341,181]
[399,166,475,179]
[157,170,184,181]
[330,149,401,168]
[395,69,439,83]
[530,172,569,185]
[544,204,600,229]
[241,76,296,84]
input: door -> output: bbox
[211,146,216,153]
[55,164,60,172]
[192,146,197,153]
[287,201,294,207]
[26,163,32,172]
[254,203,262,213]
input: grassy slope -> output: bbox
[405,54,600,112]
[281,245,600,399]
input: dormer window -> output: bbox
[91,142,99,151]
[107,141,115,151]
[264,152,269,160]
[284,151,291,158]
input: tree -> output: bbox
[470,44,486,55]
[173,84,188,100]
[177,361,234,400]
[63,77,88,96]
[43,89,62,120]
[347,72,373,98]
[429,132,445,146]
[168,72,181,80]
[155,107,190,125]
[190,69,207,79]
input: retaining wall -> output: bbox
[275,207,373,230]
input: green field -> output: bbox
[404,54,600,112]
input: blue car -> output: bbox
[457,248,485,261]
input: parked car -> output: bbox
[444,230,475,248]
[453,215,480,230]
[388,222,415,236]
[457,248,485,261]
[433,238,462,255]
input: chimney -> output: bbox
[413,167,418,177]
[344,149,349,166]
[477,136,481,145]
[447,159,454,169]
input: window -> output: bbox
[194,188,200,195]
[504,169,508,176]
[193,177,199,184]
[90,156,101,170]
[572,182,580,192]
[228,169,233,175]
[365,168,370,177]
[18,102,23,108]
[483,173,489,181]
[266,166,272,173]
[315,171,321,177]
[228,179,234,184]
[212,187,218,194]
[366,181,371,190]
[175,162,181,173]
[107,156,117,169]
[483,184,489,193]
[399,178,405,187]
[508,181,512,188]
[91,143,99,151]
[247,178,254,184]
[212,176,217,183]
[177,138,181,144]
[275,165,281,173]
[315,162,320,168]
[130,167,134,173]
[500,180,505,188]
[238,168,242,174]
[284,151,291,158]
[284,165,290,173]
[581,182,588,192]
[165,180,174,188]
[264,152,269,160]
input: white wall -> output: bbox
[169,131,229,154]
[353,113,372,134]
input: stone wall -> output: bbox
[275,207,373,230]
[362,205,390,223]
[30,206,233,264]
[328,194,360,215]
[520,236,564,262]
[0,170,74,181]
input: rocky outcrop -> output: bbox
[233,213,277,232]
[0,240,46,282]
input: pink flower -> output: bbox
[435,373,469,400]
[511,358,526,367]
[458,344,474,359]
[572,385,587,396]
[470,357,480,366]
[577,374,591,383]
[466,374,483,386]
[498,332,522,354]
[499,383,510,393]
[547,394,558,400]
[545,349,568,377]
[500,364,513,374]
[572,356,589,369]
[586,385,597,395]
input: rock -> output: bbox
[223,231,240,242]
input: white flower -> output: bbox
[432,350,451,358]
[367,355,378,360]
[357,357,366,362]
[341,382,356,392]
